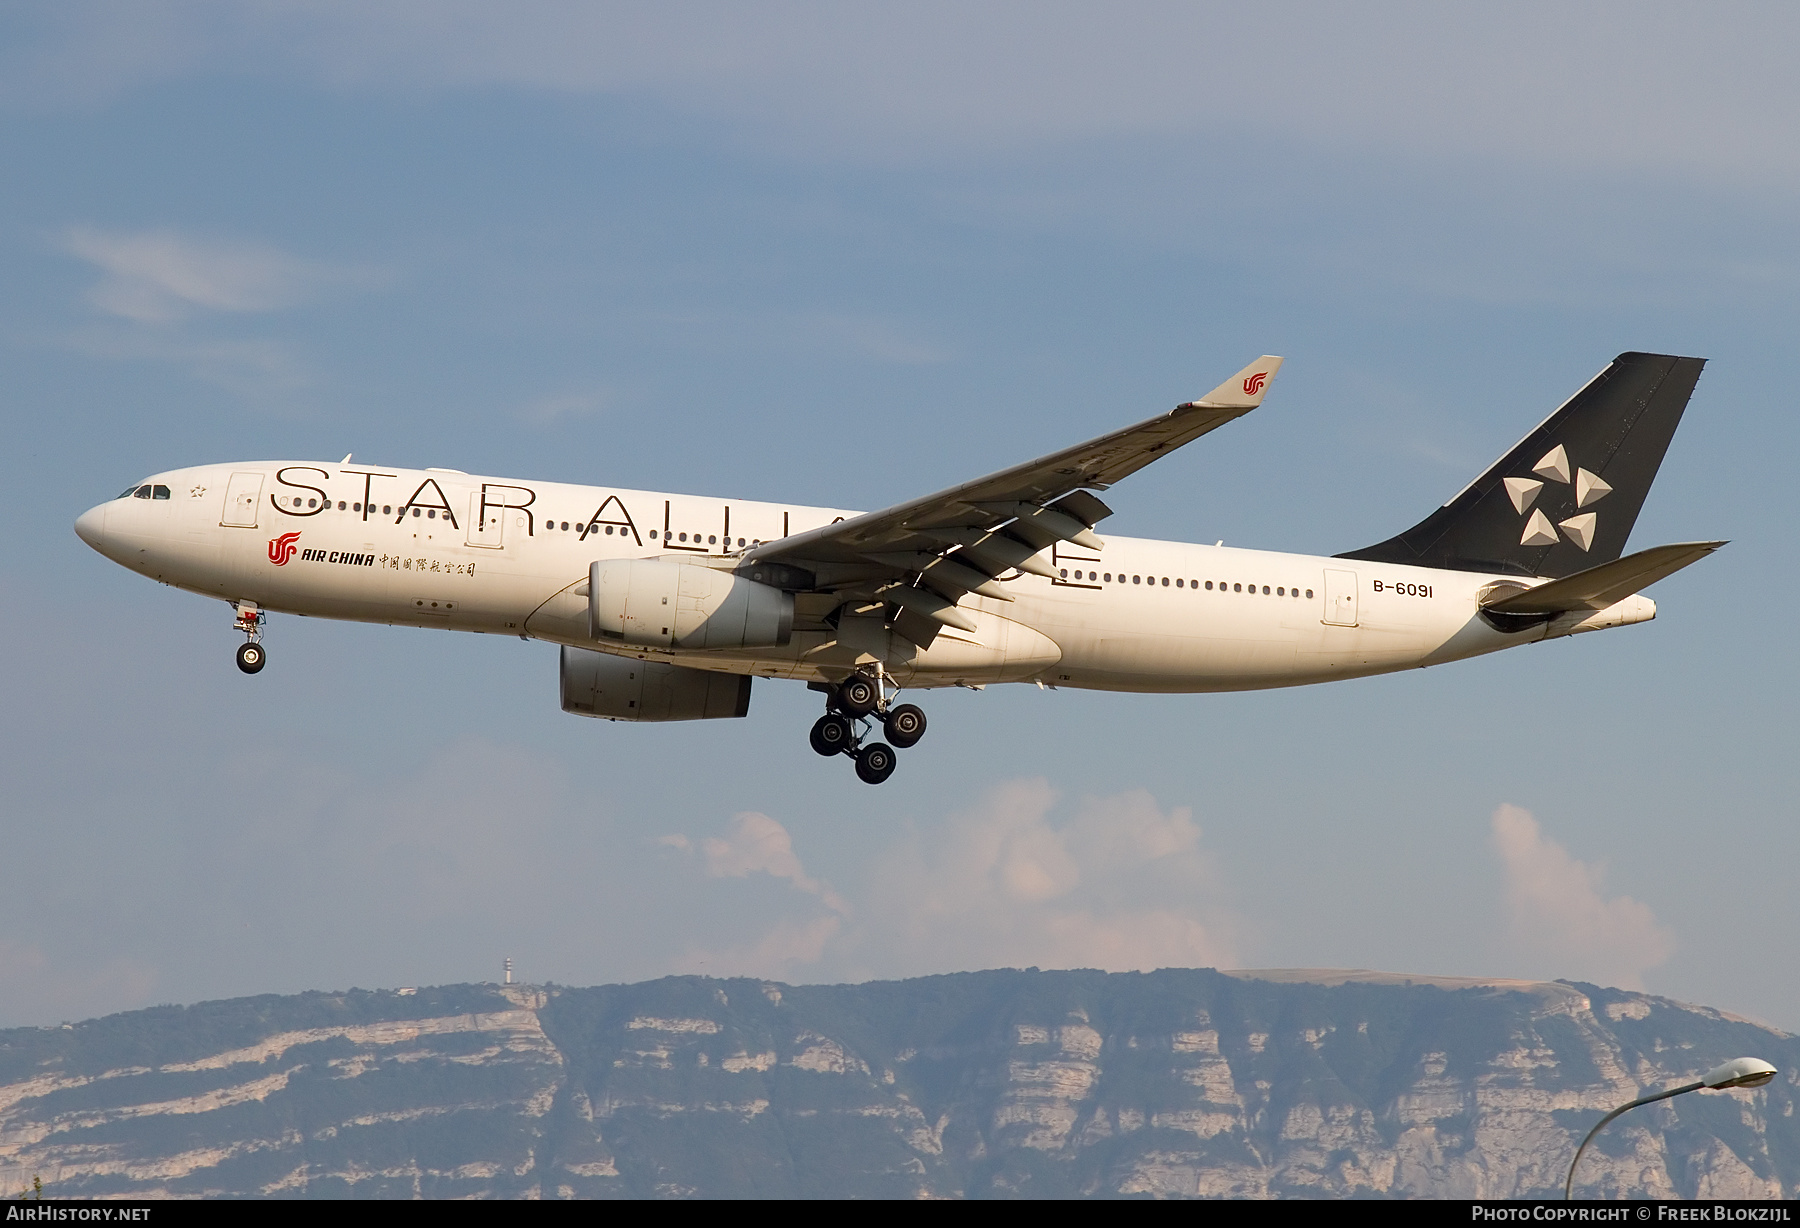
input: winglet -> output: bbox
[1188,356,1284,410]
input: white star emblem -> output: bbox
[1513,447,1609,550]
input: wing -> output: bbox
[745,356,1282,646]
[1480,540,1725,614]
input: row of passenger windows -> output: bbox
[120,484,170,500]
[272,495,767,546]
[1058,569,1313,598]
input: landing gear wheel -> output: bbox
[835,674,880,717]
[809,713,854,757]
[883,704,926,748]
[854,742,898,785]
[236,642,266,674]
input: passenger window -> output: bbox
[152,485,170,500]
[382,505,392,515]
[1205,581,1213,590]
[1262,585,1269,594]
[1277,587,1284,596]
[679,532,687,542]
[413,507,421,517]
[427,508,435,518]
[561,521,570,531]
[1161,577,1169,586]
[1132,575,1141,584]
[1175,578,1183,587]
[649,530,658,539]
[1306,589,1314,598]
[709,535,717,545]
[1103,573,1111,582]
[738,537,746,547]
[605,525,615,534]
[134,485,151,499]
[1233,583,1241,592]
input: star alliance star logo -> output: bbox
[1504,444,1610,551]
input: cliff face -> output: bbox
[0,969,1793,1199]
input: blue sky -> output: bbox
[3,2,1798,1030]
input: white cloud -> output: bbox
[13,4,1800,189]
[513,391,608,426]
[64,226,359,323]
[50,326,309,400]
[860,780,1240,976]
[664,811,850,916]
[0,938,159,1028]
[661,780,1242,982]
[1490,803,1674,992]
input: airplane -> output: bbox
[75,350,1721,785]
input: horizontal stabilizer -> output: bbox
[1481,541,1726,615]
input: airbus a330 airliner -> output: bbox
[76,351,1720,784]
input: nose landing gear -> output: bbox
[808,671,925,784]
[233,601,266,674]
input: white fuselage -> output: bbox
[77,461,1652,693]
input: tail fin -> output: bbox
[1338,352,1705,577]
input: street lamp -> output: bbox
[1565,1057,1777,1199]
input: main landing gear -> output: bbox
[808,671,928,785]
[233,601,266,674]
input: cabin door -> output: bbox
[1322,568,1359,627]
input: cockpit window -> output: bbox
[119,484,142,499]
[152,485,170,500]
[133,485,152,499]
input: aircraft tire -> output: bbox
[236,642,266,674]
[835,673,880,717]
[883,704,926,748]
[809,713,853,757]
[854,742,897,785]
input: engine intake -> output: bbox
[589,558,793,650]
[560,647,752,721]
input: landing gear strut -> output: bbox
[808,671,926,785]
[233,601,266,674]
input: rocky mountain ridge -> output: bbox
[0,968,1793,1198]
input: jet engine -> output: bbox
[588,558,793,650]
[560,646,751,721]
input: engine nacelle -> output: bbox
[589,558,793,650]
[560,646,752,721]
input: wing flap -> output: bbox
[1481,541,1726,614]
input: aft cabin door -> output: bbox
[221,472,263,527]
[467,492,504,548]
[1323,568,1359,626]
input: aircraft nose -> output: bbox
[74,504,107,550]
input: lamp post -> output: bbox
[1565,1057,1777,1199]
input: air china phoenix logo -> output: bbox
[268,532,301,566]
[1242,371,1269,396]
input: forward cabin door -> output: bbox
[221,472,263,527]
[1322,568,1359,626]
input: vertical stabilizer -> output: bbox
[1338,352,1704,577]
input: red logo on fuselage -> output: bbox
[268,532,301,566]
[1243,371,1268,396]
